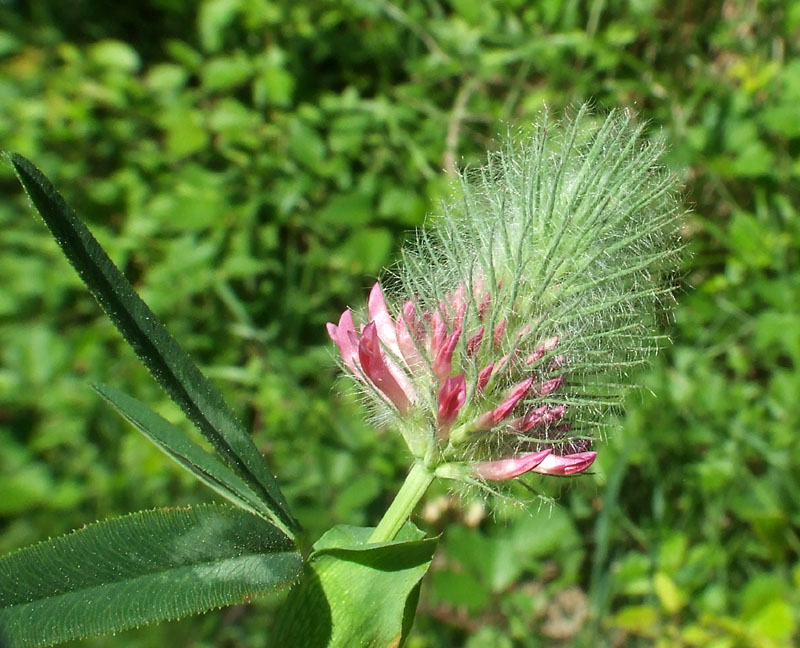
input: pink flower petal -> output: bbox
[396,300,424,369]
[495,352,512,373]
[532,451,597,475]
[358,322,412,413]
[473,376,535,430]
[430,309,447,356]
[474,449,552,481]
[477,290,491,319]
[437,372,467,432]
[453,303,466,336]
[433,328,461,384]
[445,284,467,324]
[366,285,418,401]
[466,326,484,357]
[534,376,563,395]
[476,362,494,392]
[510,405,567,432]
[326,309,359,373]
[368,283,402,357]
[527,335,560,364]
[493,319,507,347]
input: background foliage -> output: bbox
[1,1,798,646]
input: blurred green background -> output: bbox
[1,1,799,646]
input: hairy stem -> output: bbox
[368,462,434,543]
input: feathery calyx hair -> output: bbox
[328,106,683,485]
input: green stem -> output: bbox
[368,462,434,543]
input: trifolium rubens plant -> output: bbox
[0,105,685,648]
[328,106,684,541]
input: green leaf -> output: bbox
[653,571,686,614]
[198,0,241,53]
[318,192,373,226]
[94,384,270,519]
[8,154,300,537]
[430,569,489,613]
[0,505,302,648]
[609,605,659,635]
[333,228,393,275]
[201,54,254,92]
[88,39,141,73]
[157,106,209,158]
[274,524,437,648]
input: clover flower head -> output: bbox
[328,106,683,487]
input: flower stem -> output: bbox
[368,461,434,543]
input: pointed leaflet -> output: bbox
[94,384,271,520]
[9,154,299,537]
[0,505,303,648]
